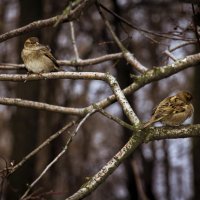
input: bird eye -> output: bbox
[187,94,192,101]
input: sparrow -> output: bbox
[143,91,194,128]
[21,37,59,73]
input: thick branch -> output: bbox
[0,71,106,82]
[105,74,140,127]
[66,130,146,200]
[144,124,200,142]
[0,53,199,117]
[65,124,200,200]
[0,97,84,115]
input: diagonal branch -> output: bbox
[0,52,199,118]
[65,124,200,200]
[66,129,146,200]
[20,110,95,200]
[96,1,147,73]
[0,0,95,43]
[8,121,77,175]
[98,2,195,41]
[99,109,133,130]
[105,73,140,126]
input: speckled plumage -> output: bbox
[143,91,194,128]
[21,37,59,73]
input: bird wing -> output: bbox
[152,96,185,121]
[39,45,59,69]
[143,95,188,128]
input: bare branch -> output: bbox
[0,121,76,176]
[144,124,200,142]
[65,130,146,200]
[96,2,147,73]
[70,22,80,60]
[164,50,177,61]
[20,111,95,200]
[105,73,140,126]
[0,97,84,115]
[99,109,133,130]
[0,63,24,70]
[0,52,199,118]
[169,41,197,52]
[0,71,107,82]
[0,0,95,43]
[98,2,195,41]
[65,124,200,200]
[0,53,123,70]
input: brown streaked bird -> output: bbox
[143,91,194,128]
[21,37,59,73]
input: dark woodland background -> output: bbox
[0,0,200,199]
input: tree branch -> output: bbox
[0,97,84,115]
[96,2,147,73]
[20,111,95,200]
[65,123,200,200]
[8,121,77,175]
[0,0,95,43]
[99,109,133,130]
[0,52,199,118]
[0,53,123,70]
[144,124,200,142]
[70,22,80,61]
[65,129,146,200]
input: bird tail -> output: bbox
[142,121,152,129]
[142,116,163,129]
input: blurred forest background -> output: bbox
[0,0,199,199]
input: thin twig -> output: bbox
[0,0,95,42]
[0,53,124,70]
[96,1,147,73]
[70,22,80,60]
[164,50,177,61]
[168,41,196,52]
[0,121,76,176]
[20,110,95,200]
[99,109,133,130]
[132,159,149,200]
[98,2,194,41]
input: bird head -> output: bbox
[24,37,39,48]
[176,91,193,103]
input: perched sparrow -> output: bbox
[143,91,194,128]
[21,37,59,73]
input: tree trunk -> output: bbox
[6,0,42,198]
